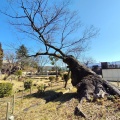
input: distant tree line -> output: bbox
[1,44,39,75]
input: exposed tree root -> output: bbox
[74,105,86,118]
[63,56,120,101]
[74,100,87,118]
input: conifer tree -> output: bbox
[0,43,3,70]
[16,44,28,69]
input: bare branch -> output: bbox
[0,10,27,18]
[27,52,63,59]
[2,0,98,60]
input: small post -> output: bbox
[12,94,15,114]
[21,90,24,102]
[30,87,32,95]
[6,102,10,120]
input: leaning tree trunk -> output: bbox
[63,55,120,101]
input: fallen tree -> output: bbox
[63,55,120,118]
[63,55,120,100]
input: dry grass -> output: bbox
[0,77,120,120]
[110,82,120,88]
[13,92,120,120]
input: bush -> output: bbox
[3,76,7,80]
[0,83,13,98]
[15,70,23,81]
[15,70,22,76]
[24,80,33,90]
[37,84,46,95]
[49,76,55,82]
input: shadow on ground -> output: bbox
[25,90,77,103]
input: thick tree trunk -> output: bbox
[63,56,120,100]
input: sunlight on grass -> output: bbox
[0,76,120,120]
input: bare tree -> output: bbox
[3,51,19,75]
[4,51,39,76]
[4,51,16,66]
[1,0,98,58]
[37,55,49,75]
[81,56,96,66]
[2,0,120,110]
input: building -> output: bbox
[101,61,120,81]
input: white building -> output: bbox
[101,62,120,81]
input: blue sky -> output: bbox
[74,0,120,62]
[0,0,120,63]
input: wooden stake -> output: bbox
[21,90,24,102]
[12,95,15,114]
[6,102,10,120]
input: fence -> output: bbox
[0,95,15,120]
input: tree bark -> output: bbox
[63,55,120,100]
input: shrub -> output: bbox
[15,70,22,76]
[24,80,33,90]
[0,83,13,98]
[3,76,7,80]
[37,84,46,95]
[15,70,23,81]
[49,76,55,82]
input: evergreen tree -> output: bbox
[16,44,28,59]
[0,43,3,70]
[16,44,28,69]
